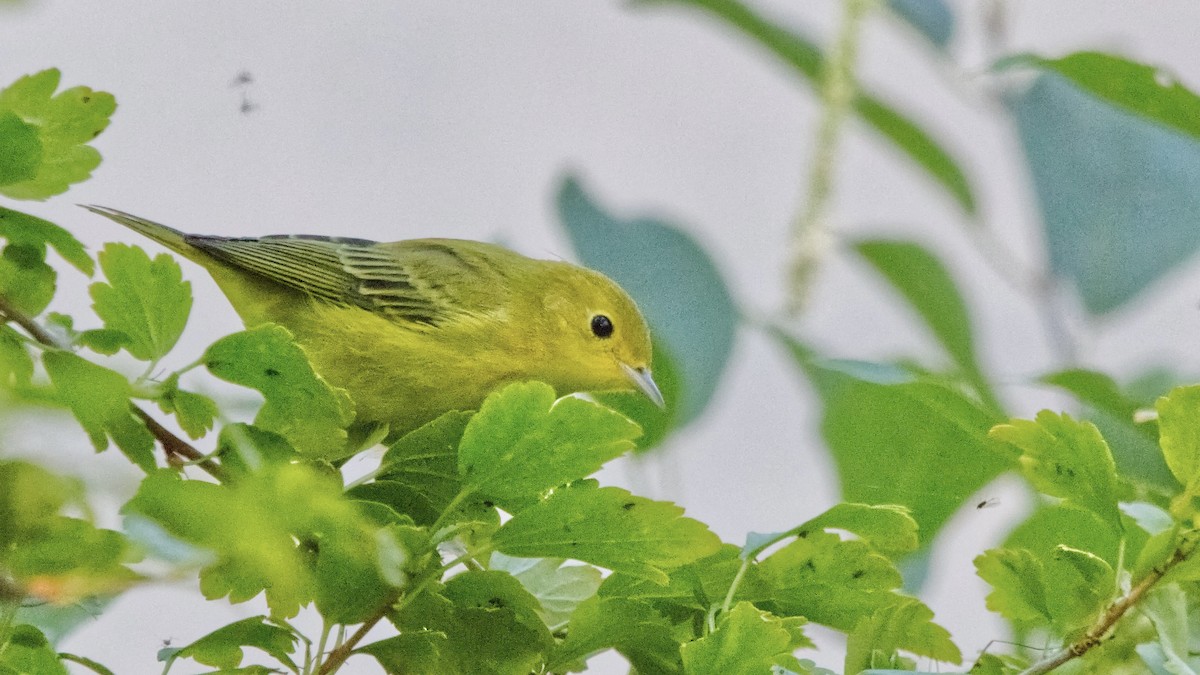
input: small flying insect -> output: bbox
[975,498,1000,510]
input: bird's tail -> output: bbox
[82,205,200,261]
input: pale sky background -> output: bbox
[5,1,1200,673]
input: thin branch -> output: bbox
[1019,536,1199,675]
[316,605,389,675]
[0,292,225,482]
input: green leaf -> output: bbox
[458,381,640,509]
[204,325,354,457]
[42,350,155,471]
[1156,385,1200,491]
[799,503,919,559]
[366,410,473,524]
[1048,545,1115,633]
[639,0,974,214]
[557,176,737,426]
[0,325,34,389]
[0,461,73,549]
[757,528,909,633]
[89,243,191,361]
[493,483,721,584]
[0,625,68,675]
[782,336,1011,546]
[489,554,603,629]
[681,602,794,675]
[546,596,680,674]
[56,653,116,675]
[443,570,553,648]
[1042,368,1173,491]
[157,375,218,440]
[1140,584,1193,674]
[886,0,953,50]
[990,411,1122,534]
[974,548,1051,625]
[854,239,997,411]
[6,517,140,601]
[213,423,299,479]
[0,69,116,200]
[844,598,961,671]
[172,616,298,672]
[1007,52,1200,143]
[1006,67,1200,313]
[0,111,41,186]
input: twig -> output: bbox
[1019,537,1198,674]
[0,293,225,482]
[316,605,389,675]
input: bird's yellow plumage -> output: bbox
[85,206,662,438]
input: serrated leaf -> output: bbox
[0,625,68,675]
[172,616,298,671]
[782,336,1011,547]
[974,548,1051,625]
[0,69,115,200]
[490,554,603,629]
[493,483,721,584]
[991,411,1122,534]
[0,209,91,275]
[681,602,793,675]
[1157,385,1200,495]
[845,598,961,671]
[1049,545,1115,632]
[546,595,679,673]
[557,177,735,428]
[757,528,911,634]
[90,243,190,361]
[204,325,353,458]
[375,410,472,522]
[800,503,919,558]
[638,0,974,214]
[212,423,299,479]
[443,570,553,649]
[0,240,55,316]
[854,239,997,411]
[42,350,155,471]
[458,381,640,508]
[0,111,40,185]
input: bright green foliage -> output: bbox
[681,601,798,675]
[1138,584,1196,673]
[854,239,998,412]
[0,325,33,389]
[162,616,298,672]
[798,503,919,558]
[844,598,961,671]
[0,206,93,274]
[0,206,93,318]
[156,373,219,439]
[203,325,354,457]
[89,243,191,362]
[42,350,155,470]
[493,483,722,583]
[126,463,411,620]
[458,381,641,509]
[1156,385,1200,517]
[545,595,680,673]
[0,68,115,200]
[975,548,1052,625]
[991,411,1123,534]
[489,553,603,629]
[0,625,68,675]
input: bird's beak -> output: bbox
[620,363,665,409]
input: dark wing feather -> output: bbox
[186,234,507,326]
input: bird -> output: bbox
[84,206,663,442]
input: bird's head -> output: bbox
[535,263,664,408]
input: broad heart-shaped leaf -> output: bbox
[171,616,298,672]
[844,598,962,671]
[1042,368,1174,491]
[492,483,721,584]
[489,553,603,629]
[126,464,408,620]
[974,548,1052,626]
[886,0,953,50]
[0,198,92,275]
[545,595,681,674]
[680,602,795,675]
[991,411,1122,535]
[556,176,736,427]
[0,68,116,200]
[42,350,155,471]
[458,382,641,509]
[89,243,191,362]
[204,325,354,458]
[637,0,975,215]
[853,239,999,413]
[1004,52,1200,144]
[1006,69,1200,314]
[781,336,1012,547]
[0,625,68,675]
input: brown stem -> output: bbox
[1019,538,1197,674]
[0,293,225,483]
[316,604,390,675]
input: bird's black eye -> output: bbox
[591,314,614,338]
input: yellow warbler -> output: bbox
[85,206,663,438]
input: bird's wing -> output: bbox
[186,234,510,326]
